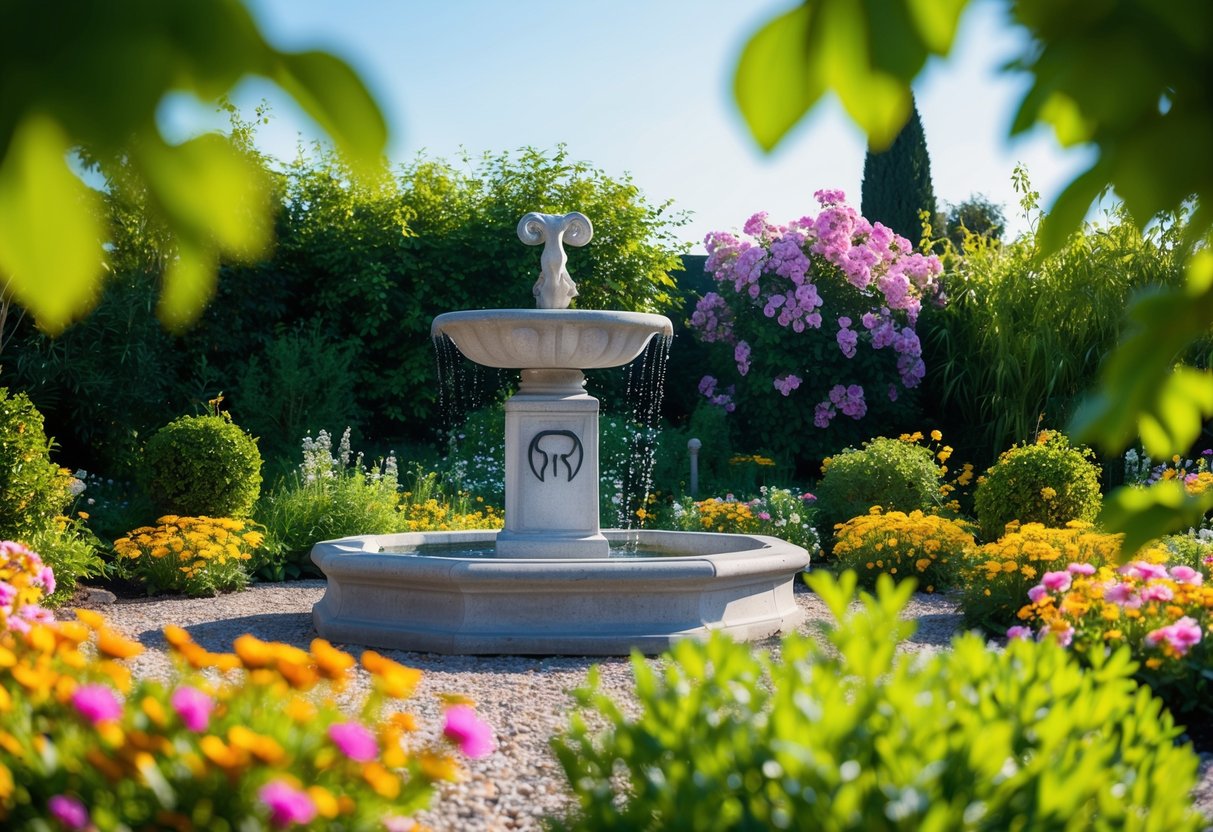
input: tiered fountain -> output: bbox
[311,211,810,655]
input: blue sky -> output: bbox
[186,0,1096,252]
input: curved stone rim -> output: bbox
[311,529,810,656]
[431,309,674,370]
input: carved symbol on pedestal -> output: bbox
[528,430,584,483]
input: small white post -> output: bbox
[688,437,702,498]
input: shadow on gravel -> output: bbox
[134,612,315,653]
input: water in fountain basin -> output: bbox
[380,537,698,559]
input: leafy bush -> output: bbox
[973,430,1102,540]
[1,555,492,829]
[0,389,103,599]
[960,522,1123,634]
[1014,543,1213,744]
[231,323,362,474]
[113,516,261,596]
[814,435,944,542]
[140,408,263,519]
[551,571,1204,831]
[689,191,944,462]
[398,468,501,533]
[832,507,976,591]
[253,429,401,580]
[0,387,73,542]
[667,488,819,554]
[921,174,1201,457]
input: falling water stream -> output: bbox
[433,330,673,530]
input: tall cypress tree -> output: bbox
[860,98,937,245]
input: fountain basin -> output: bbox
[311,529,809,655]
[431,309,673,369]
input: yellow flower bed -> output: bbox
[832,507,977,592]
[114,516,263,597]
[960,521,1123,632]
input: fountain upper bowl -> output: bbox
[432,309,673,369]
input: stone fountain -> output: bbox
[310,212,810,655]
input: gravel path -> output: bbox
[81,580,1212,830]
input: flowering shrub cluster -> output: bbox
[832,507,977,592]
[959,521,1123,633]
[1,541,56,633]
[1011,540,1213,736]
[1124,448,1213,495]
[399,469,501,532]
[670,487,819,553]
[114,516,263,597]
[690,191,944,460]
[0,547,494,830]
[972,430,1102,540]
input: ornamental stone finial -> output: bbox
[517,211,593,310]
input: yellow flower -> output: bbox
[1040,487,1057,500]
[930,430,942,441]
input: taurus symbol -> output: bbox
[528,430,584,483]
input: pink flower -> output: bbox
[72,684,122,725]
[37,565,56,595]
[48,795,89,830]
[328,721,379,762]
[1067,562,1096,575]
[1037,626,1074,647]
[1005,626,1032,640]
[1027,585,1048,603]
[1145,617,1202,656]
[1169,565,1203,585]
[171,685,214,732]
[1121,561,1168,581]
[259,780,317,828]
[383,817,418,832]
[1102,582,1143,608]
[734,341,751,376]
[1041,571,1072,592]
[773,374,802,397]
[1140,583,1174,602]
[443,705,495,758]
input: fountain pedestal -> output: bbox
[497,369,608,558]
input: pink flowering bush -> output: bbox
[690,191,944,460]
[1015,540,1213,744]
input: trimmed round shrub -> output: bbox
[973,430,1101,540]
[0,387,73,541]
[140,413,262,518]
[815,436,943,542]
[832,507,977,591]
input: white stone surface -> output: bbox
[431,308,673,369]
[311,530,811,655]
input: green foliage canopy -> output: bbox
[0,0,386,333]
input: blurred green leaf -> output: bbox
[734,0,966,153]
[1098,480,1213,556]
[1071,250,1213,454]
[158,239,218,331]
[0,0,388,334]
[0,115,104,334]
[734,5,822,153]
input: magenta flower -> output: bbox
[1005,626,1033,640]
[1169,565,1203,585]
[259,780,317,828]
[329,721,379,762]
[37,564,56,595]
[1146,617,1203,656]
[171,685,214,732]
[1103,582,1140,607]
[1027,585,1048,603]
[1140,583,1175,602]
[1041,571,1072,592]
[443,705,495,758]
[1067,562,1096,575]
[72,684,122,725]
[1121,561,1168,581]
[48,794,89,830]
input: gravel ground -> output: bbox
[79,580,1212,830]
